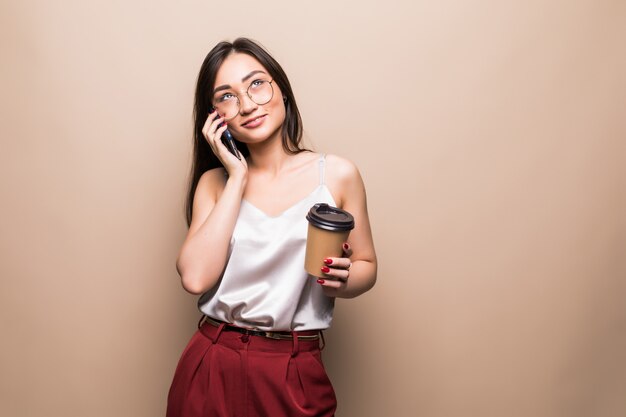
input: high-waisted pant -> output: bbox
[166,318,337,417]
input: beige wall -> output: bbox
[1,1,624,416]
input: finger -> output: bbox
[342,242,353,257]
[214,123,228,144]
[202,113,225,142]
[323,257,351,269]
[320,266,349,281]
[202,110,220,136]
[316,278,344,289]
[210,124,232,158]
[205,118,227,150]
[211,116,226,140]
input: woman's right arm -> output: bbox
[175,169,247,294]
[176,111,248,294]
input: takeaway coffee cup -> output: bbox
[305,203,355,277]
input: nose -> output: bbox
[238,93,258,115]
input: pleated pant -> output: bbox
[166,318,337,417]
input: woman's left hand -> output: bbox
[317,242,353,291]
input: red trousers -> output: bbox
[166,318,337,417]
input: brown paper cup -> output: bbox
[304,224,350,277]
[304,203,355,278]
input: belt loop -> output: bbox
[197,314,206,329]
[291,331,299,357]
[199,314,226,344]
[212,323,226,344]
[319,330,326,351]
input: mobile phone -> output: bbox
[210,108,240,160]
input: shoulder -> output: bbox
[196,167,227,198]
[323,154,365,206]
[324,154,361,183]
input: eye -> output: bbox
[249,79,266,89]
[216,93,236,103]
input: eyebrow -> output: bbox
[213,70,268,94]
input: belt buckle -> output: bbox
[240,327,260,337]
[264,331,288,340]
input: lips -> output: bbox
[241,114,267,128]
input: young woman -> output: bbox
[166,37,377,417]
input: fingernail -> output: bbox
[321,266,330,273]
[324,258,333,265]
[317,279,325,284]
[343,243,349,250]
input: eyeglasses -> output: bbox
[212,78,275,121]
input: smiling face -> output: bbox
[212,53,286,146]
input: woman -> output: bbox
[167,37,377,417]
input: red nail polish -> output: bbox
[343,243,349,250]
[321,266,330,273]
[324,258,333,265]
[317,279,325,284]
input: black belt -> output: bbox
[199,315,320,341]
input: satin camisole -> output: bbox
[198,154,337,331]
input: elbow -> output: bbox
[176,260,209,295]
[368,274,377,291]
[371,263,378,288]
[357,275,377,298]
[361,262,377,294]
[178,265,221,295]
[180,273,208,295]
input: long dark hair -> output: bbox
[184,37,309,227]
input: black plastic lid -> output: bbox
[306,203,355,232]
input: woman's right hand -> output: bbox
[202,110,248,178]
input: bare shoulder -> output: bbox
[195,167,228,202]
[324,154,365,207]
[324,154,361,182]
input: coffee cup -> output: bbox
[305,203,355,277]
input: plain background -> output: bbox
[1,1,625,416]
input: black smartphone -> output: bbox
[210,108,240,160]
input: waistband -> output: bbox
[198,314,321,341]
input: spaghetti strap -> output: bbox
[318,153,326,185]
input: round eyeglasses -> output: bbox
[212,79,275,121]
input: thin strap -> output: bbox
[318,153,326,185]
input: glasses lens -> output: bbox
[248,80,273,105]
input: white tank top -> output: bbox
[198,153,337,331]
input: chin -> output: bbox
[236,125,282,145]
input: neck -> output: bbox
[246,133,291,176]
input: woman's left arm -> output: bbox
[319,156,377,298]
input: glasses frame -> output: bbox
[212,78,275,121]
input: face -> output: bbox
[211,53,286,145]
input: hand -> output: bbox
[316,242,353,291]
[202,110,247,177]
